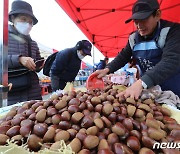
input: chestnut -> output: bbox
[127,136,141,151]
[71,124,81,131]
[97,132,106,140]
[0,125,11,134]
[113,143,124,154]
[47,107,58,116]
[29,113,36,121]
[59,121,71,130]
[102,104,113,116]
[67,129,77,140]
[28,134,43,151]
[0,134,9,145]
[101,116,112,128]
[69,98,80,106]
[86,102,94,112]
[81,116,94,129]
[20,126,32,137]
[123,118,133,131]
[130,130,142,140]
[76,132,87,142]
[108,112,117,123]
[111,122,126,136]
[20,119,34,128]
[91,96,101,106]
[6,126,20,138]
[142,136,156,148]
[33,123,47,137]
[107,133,119,145]
[95,104,103,113]
[11,116,25,126]
[54,130,70,142]
[35,106,44,113]
[25,108,35,117]
[68,105,79,114]
[52,114,61,124]
[117,114,126,122]
[71,112,84,124]
[61,111,71,121]
[79,102,86,111]
[83,135,99,150]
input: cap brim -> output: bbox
[125,10,154,24]
[82,49,91,56]
[9,9,38,25]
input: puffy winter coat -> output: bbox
[8,25,42,105]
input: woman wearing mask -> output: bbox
[50,40,92,91]
[8,0,44,105]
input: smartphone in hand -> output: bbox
[34,58,44,72]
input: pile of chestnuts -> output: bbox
[0,86,179,154]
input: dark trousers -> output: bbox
[50,73,66,92]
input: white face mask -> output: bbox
[15,22,32,35]
[77,51,85,60]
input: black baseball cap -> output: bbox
[81,40,92,56]
[125,0,159,24]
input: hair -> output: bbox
[152,9,158,17]
[10,14,18,22]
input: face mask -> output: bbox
[15,22,32,35]
[77,51,85,60]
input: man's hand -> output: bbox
[19,56,36,71]
[117,79,143,100]
[94,68,110,78]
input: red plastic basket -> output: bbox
[86,73,105,90]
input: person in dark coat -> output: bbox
[50,40,92,91]
[94,0,180,98]
[8,0,43,105]
[97,57,109,70]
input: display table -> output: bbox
[0,86,179,153]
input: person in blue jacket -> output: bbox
[95,0,180,99]
[96,57,109,70]
[50,40,92,91]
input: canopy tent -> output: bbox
[55,0,180,58]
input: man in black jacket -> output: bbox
[50,40,92,91]
[95,0,180,98]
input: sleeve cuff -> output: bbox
[141,74,154,88]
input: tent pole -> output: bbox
[92,34,95,71]
[0,0,9,107]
